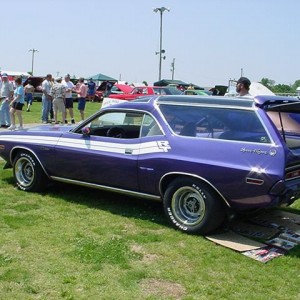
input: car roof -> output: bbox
[156,95,255,108]
[102,94,300,112]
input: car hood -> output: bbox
[26,124,75,133]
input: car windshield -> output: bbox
[159,104,270,142]
[153,87,182,95]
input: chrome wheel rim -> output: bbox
[171,186,206,226]
[15,157,34,187]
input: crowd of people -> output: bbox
[41,74,89,125]
[0,73,97,129]
[0,73,25,130]
[0,73,252,130]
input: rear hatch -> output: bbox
[264,100,300,151]
[264,99,300,200]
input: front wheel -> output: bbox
[13,151,47,192]
[163,177,225,234]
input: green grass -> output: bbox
[22,100,101,124]
[0,163,300,299]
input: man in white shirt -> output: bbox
[62,74,75,124]
[236,77,252,97]
[41,74,53,123]
[0,73,14,127]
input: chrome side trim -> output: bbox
[285,164,300,171]
[159,172,231,208]
[51,176,162,201]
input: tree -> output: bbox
[291,80,300,92]
[272,84,293,94]
[260,78,275,88]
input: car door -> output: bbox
[53,111,145,191]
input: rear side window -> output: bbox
[159,104,270,143]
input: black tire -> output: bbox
[163,177,225,234]
[13,151,47,192]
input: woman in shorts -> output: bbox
[8,77,25,130]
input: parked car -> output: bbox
[182,89,212,96]
[1,95,300,234]
[23,76,78,101]
[94,82,130,102]
[108,86,181,100]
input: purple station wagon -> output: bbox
[0,95,300,234]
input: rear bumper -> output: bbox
[270,178,300,206]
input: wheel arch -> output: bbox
[10,146,50,178]
[159,172,231,208]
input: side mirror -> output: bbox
[82,126,91,135]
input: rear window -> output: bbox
[159,104,270,143]
[267,111,300,136]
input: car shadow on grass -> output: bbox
[46,182,169,229]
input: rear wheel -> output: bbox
[13,151,47,192]
[163,177,225,234]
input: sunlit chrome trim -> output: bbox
[51,176,161,201]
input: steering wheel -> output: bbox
[106,127,127,138]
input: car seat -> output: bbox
[180,122,196,137]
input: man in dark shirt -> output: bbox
[87,78,96,102]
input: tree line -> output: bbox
[260,78,300,94]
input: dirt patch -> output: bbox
[131,244,159,263]
[140,278,186,299]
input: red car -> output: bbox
[108,86,181,100]
[95,83,132,102]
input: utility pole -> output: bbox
[29,48,39,75]
[153,7,170,81]
[170,58,175,80]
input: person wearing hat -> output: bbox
[236,77,251,97]
[62,74,75,124]
[0,73,14,128]
[50,76,66,124]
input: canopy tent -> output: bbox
[153,79,188,87]
[86,73,117,82]
[153,79,204,90]
[1,70,31,77]
[1,70,31,82]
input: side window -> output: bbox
[86,112,144,139]
[218,110,271,143]
[158,104,270,142]
[141,114,163,137]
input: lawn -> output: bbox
[0,161,299,299]
[21,100,101,125]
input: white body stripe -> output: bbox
[0,135,171,155]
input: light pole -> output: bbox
[153,7,170,81]
[29,48,39,75]
[170,58,175,80]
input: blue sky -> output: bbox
[1,0,299,87]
